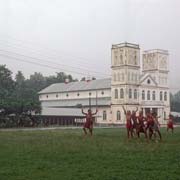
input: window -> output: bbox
[103,111,107,121]
[134,55,137,65]
[114,73,117,82]
[89,92,92,96]
[164,92,167,101]
[117,73,120,81]
[117,111,121,121]
[135,74,137,82]
[164,112,166,119]
[129,89,132,99]
[56,94,58,98]
[101,91,104,95]
[147,91,150,100]
[142,90,145,100]
[120,55,123,64]
[147,79,151,84]
[66,94,69,97]
[114,56,118,65]
[120,88,124,99]
[46,95,48,98]
[160,91,163,101]
[131,73,134,81]
[152,91,156,100]
[128,72,130,81]
[122,73,124,81]
[77,93,80,97]
[115,89,118,99]
[134,89,137,99]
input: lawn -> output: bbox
[0,128,180,180]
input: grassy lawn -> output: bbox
[0,128,180,180]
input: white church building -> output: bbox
[39,42,170,125]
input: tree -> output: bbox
[170,91,180,112]
[81,77,86,81]
[15,71,25,86]
[0,65,14,111]
[0,65,14,90]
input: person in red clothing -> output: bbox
[146,112,154,140]
[122,106,133,139]
[136,111,148,138]
[81,108,98,136]
[152,112,162,140]
[166,114,174,133]
[131,107,138,135]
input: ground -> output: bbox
[0,128,180,180]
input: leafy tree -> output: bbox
[171,91,180,112]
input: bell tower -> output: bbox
[111,42,140,124]
[142,49,170,121]
[142,49,169,88]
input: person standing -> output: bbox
[81,108,98,136]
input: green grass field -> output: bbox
[0,128,180,180]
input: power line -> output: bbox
[0,39,99,69]
[1,35,105,67]
[0,51,110,78]
[0,45,110,77]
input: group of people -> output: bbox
[123,106,174,140]
[81,107,174,139]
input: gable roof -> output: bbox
[140,73,158,86]
[39,78,111,94]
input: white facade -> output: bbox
[39,42,170,124]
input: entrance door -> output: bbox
[152,108,158,115]
[145,108,150,115]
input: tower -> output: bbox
[142,49,170,122]
[111,42,140,124]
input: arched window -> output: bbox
[134,55,137,65]
[117,111,121,121]
[129,89,132,99]
[114,73,116,81]
[134,74,137,82]
[120,54,123,64]
[120,88,124,99]
[164,111,166,119]
[142,90,145,100]
[160,91,163,101]
[117,73,120,81]
[147,91,150,100]
[152,91,156,100]
[115,89,118,99]
[134,89,137,99]
[164,92,167,101]
[114,56,118,65]
[103,111,107,121]
[122,73,124,81]
[128,72,130,81]
[131,73,134,81]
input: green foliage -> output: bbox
[0,65,77,119]
[0,128,180,180]
[170,92,180,112]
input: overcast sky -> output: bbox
[0,0,180,92]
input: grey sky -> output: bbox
[0,0,180,92]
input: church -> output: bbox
[38,42,170,125]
